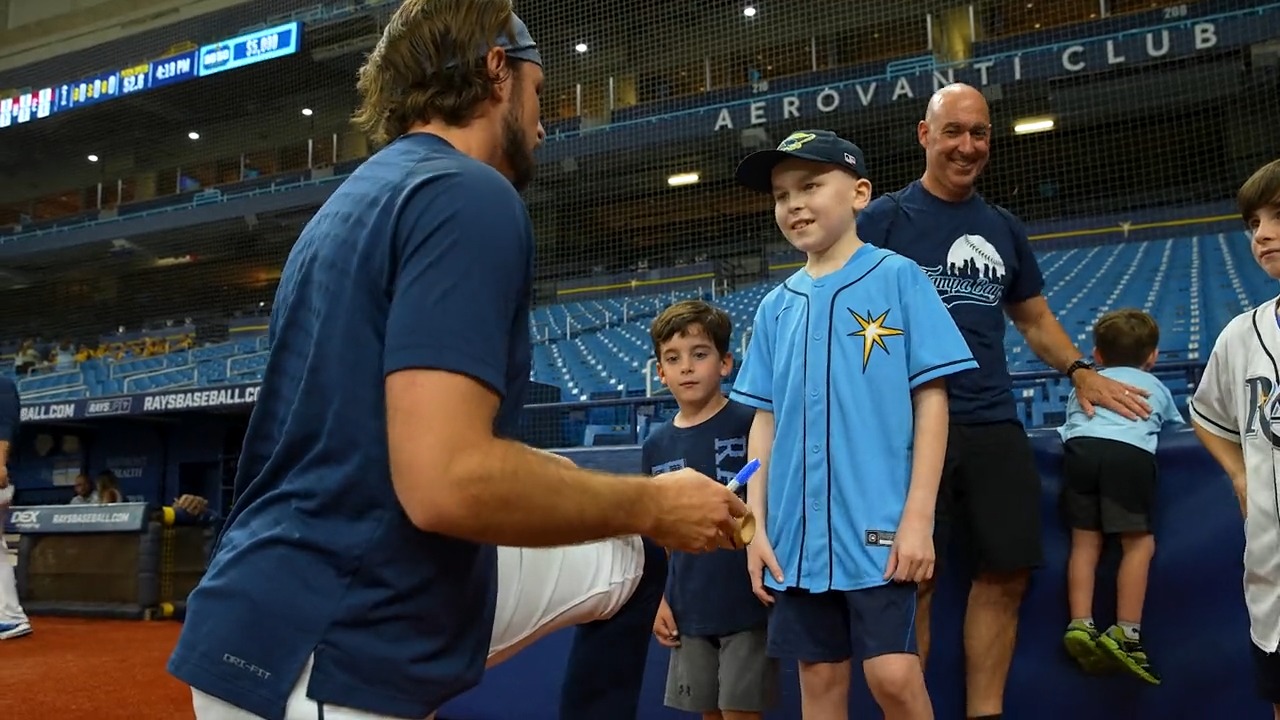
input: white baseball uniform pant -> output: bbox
[191,535,646,719]
[0,484,29,627]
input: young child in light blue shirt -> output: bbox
[1058,308,1185,685]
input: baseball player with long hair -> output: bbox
[167,3,746,719]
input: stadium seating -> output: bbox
[7,233,1274,435]
[10,336,269,403]
[530,232,1272,407]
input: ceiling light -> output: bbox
[301,108,313,116]
[188,131,200,140]
[744,6,757,17]
[667,172,700,187]
[87,154,99,163]
[574,42,588,53]
[1013,118,1055,135]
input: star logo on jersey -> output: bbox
[848,309,904,371]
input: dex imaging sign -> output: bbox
[711,18,1234,132]
[5,503,150,534]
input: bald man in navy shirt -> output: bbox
[858,83,1153,720]
[167,2,746,719]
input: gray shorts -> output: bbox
[663,628,778,713]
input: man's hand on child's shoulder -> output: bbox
[1073,368,1152,420]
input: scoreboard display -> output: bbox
[0,21,300,131]
[198,22,300,77]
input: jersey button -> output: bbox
[810,389,818,398]
[811,444,820,453]
[813,333,822,341]
[811,500,821,511]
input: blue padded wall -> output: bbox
[439,430,1265,720]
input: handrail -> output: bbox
[122,364,196,394]
[532,360,1207,414]
[20,385,88,400]
[225,350,270,379]
[16,368,81,392]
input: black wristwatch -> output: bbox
[1065,358,1095,379]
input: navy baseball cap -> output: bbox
[735,129,867,194]
[442,13,542,70]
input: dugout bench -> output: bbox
[9,501,215,620]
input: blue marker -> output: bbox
[726,458,760,493]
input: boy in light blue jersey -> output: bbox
[1058,308,1185,685]
[730,129,977,719]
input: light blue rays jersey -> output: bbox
[731,244,978,592]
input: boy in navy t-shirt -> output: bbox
[646,300,778,718]
[1058,309,1185,685]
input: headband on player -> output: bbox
[735,129,867,194]
[441,13,543,70]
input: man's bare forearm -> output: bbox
[1018,312,1084,374]
[429,437,657,547]
[902,380,948,523]
[746,409,775,522]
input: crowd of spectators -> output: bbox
[6,334,197,377]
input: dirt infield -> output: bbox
[0,617,193,720]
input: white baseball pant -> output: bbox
[192,535,646,719]
[0,484,29,627]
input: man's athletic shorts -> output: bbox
[191,536,646,719]
[934,421,1044,576]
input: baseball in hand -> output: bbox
[721,511,756,550]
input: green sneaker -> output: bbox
[1098,625,1161,685]
[1063,620,1112,674]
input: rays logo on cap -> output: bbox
[778,131,817,152]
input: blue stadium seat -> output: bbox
[518,234,1269,425]
[11,233,1273,434]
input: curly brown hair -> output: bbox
[352,0,519,147]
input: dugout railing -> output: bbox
[528,360,1208,449]
[9,501,216,621]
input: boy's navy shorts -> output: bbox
[765,582,918,663]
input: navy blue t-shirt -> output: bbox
[643,399,767,637]
[167,133,534,720]
[858,180,1044,424]
[0,376,18,443]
